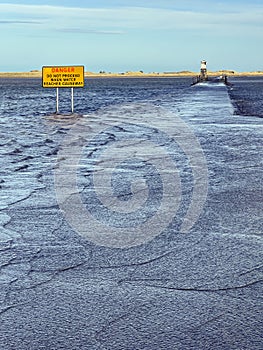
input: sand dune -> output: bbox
[0,70,263,78]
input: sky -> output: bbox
[0,0,263,72]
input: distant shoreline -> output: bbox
[0,70,263,78]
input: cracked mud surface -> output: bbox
[0,78,262,349]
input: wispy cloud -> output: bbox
[0,19,42,24]
[0,2,262,37]
[57,28,125,35]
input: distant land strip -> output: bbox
[0,70,263,78]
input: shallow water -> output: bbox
[0,77,262,350]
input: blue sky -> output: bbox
[0,0,262,72]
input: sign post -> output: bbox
[42,66,84,114]
[71,87,74,113]
[56,88,59,113]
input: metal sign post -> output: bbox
[71,87,74,114]
[56,88,59,113]
[42,65,84,114]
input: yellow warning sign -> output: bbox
[42,66,85,88]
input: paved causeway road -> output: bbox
[0,83,262,349]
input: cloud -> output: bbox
[0,2,262,36]
[57,28,125,35]
[0,20,42,24]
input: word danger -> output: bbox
[51,67,75,73]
